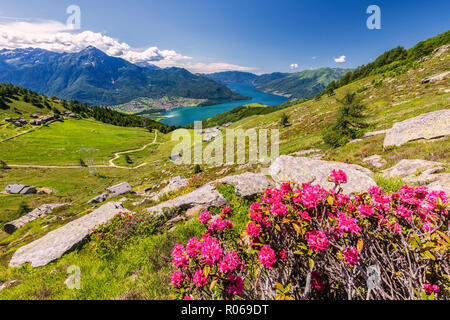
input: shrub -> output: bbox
[169,171,449,300]
[89,211,169,258]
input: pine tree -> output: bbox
[323,92,368,148]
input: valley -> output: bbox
[0,26,448,301]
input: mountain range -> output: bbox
[0,46,244,106]
[206,68,352,99]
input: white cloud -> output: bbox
[289,63,299,69]
[0,19,253,73]
[312,56,317,60]
[334,55,346,63]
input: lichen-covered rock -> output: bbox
[427,173,450,195]
[87,193,109,204]
[383,159,443,178]
[145,184,226,216]
[155,176,189,200]
[269,156,376,195]
[421,71,450,84]
[216,172,274,198]
[384,110,450,147]
[362,154,387,168]
[107,182,132,197]
[9,202,127,268]
[4,203,71,234]
[5,184,36,194]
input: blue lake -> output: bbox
[160,83,289,127]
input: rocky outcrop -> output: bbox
[87,193,109,204]
[156,176,189,199]
[427,174,450,195]
[145,184,226,217]
[421,71,450,84]
[382,159,444,178]
[269,156,376,195]
[362,155,387,168]
[4,203,71,234]
[5,184,37,194]
[216,172,274,198]
[383,110,450,147]
[107,182,132,197]
[9,202,127,268]
[363,129,388,138]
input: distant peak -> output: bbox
[79,46,106,55]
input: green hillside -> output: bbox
[256,67,352,98]
[0,32,448,300]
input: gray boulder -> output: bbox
[216,172,274,198]
[157,176,189,199]
[4,203,71,234]
[145,184,226,217]
[383,159,443,178]
[427,174,450,195]
[5,184,37,194]
[107,182,132,197]
[363,154,387,168]
[9,202,127,268]
[269,156,376,195]
[421,71,450,84]
[88,193,109,204]
[384,110,450,147]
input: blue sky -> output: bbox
[0,0,449,73]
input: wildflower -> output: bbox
[279,249,287,261]
[338,214,361,234]
[246,222,261,238]
[343,247,359,265]
[358,204,375,217]
[201,237,222,266]
[424,284,440,295]
[280,182,292,194]
[225,275,244,296]
[258,245,277,269]
[330,170,347,184]
[183,296,193,300]
[186,237,202,258]
[193,269,207,287]
[311,271,324,291]
[170,270,185,288]
[171,244,189,269]
[199,210,212,224]
[219,251,242,273]
[271,201,288,216]
[306,230,329,252]
[222,207,231,214]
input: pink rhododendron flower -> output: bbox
[280,182,292,194]
[271,201,288,216]
[225,275,244,296]
[193,269,207,287]
[330,170,347,184]
[368,185,383,195]
[338,214,361,234]
[424,284,440,295]
[259,245,277,269]
[199,210,211,224]
[358,204,375,217]
[311,271,324,291]
[222,207,231,214]
[279,249,287,261]
[219,251,242,273]
[186,237,202,258]
[171,244,189,269]
[183,296,193,300]
[201,237,222,266]
[246,222,261,238]
[343,247,359,265]
[306,230,329,252]
[299,210,311,221]
[171,270,185,288]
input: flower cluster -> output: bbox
[170,170,448,300]
[169,207,246,300]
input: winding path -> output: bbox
[7,131,160,170]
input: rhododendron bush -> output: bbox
[170,170,449,300]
